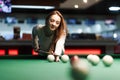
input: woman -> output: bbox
[32,10,68,62]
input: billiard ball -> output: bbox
[90,55,100,65]
[87,54,100,65]
[71,59,90,80]
[70,55,80,65]
[61,55,69,63]
[87,54,94,62]
[47,55,55,62]
[102,55,113,66]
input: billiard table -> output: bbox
[0,55,120,80]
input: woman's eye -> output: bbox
[49,19,60,25]
[56,21,60,25]
[50,19,54,22]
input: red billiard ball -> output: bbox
[70,55,80,65]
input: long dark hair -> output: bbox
[45,10,68,53]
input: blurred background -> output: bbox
[0,0,120,40]
[0,0,120,41]
[0,0,120,55]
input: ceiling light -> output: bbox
[74,5,79,8]
[113,33,117,38]
[83,0,88,3]
[109,6,120,11]
[12,5,55,10]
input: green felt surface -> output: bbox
[0,58,120,80]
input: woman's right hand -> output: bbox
[34,47,40,53]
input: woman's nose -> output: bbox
[52,22,56,26]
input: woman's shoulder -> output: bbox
[35,24,44,30]
[32,24,45,31]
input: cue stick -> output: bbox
[38,50,51,54]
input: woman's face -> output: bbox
[48,14,61,31]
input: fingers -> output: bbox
[50,51,55,55]
[54,55,60,62]
[34,49,39,53]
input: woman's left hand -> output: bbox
[54,55,60,62]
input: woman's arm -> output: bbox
[32,26,40,52]
[54,34,66,56]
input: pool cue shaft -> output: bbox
[38,50,51,54]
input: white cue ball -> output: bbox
[102,55,113,66]
[47,55,55,62]
[90,55,100,65]
[87,54,94,62]
[61,55,69,63]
